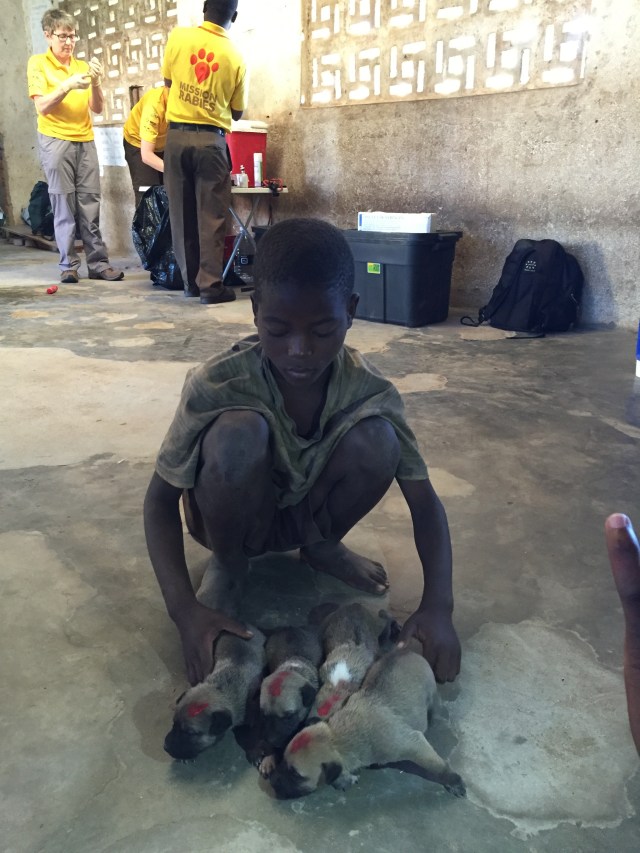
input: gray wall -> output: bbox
[5,1,639,328]
[237,0,639,328]
[0,0,45,223]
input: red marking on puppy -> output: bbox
[268,670,292,697]
[318,693,341,717]
[186,702,209,718]
[289,731,313,754]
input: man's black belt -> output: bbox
[169,121,225,137]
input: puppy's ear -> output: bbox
[321,761,343,785]
[209,710,233,735]
[300,683,316,708]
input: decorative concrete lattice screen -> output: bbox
[301,0,592,107]
[59,0,178,124]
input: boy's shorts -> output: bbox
[182,488,329,557]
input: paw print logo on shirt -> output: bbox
[191,49,219,84]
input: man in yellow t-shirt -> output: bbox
[123,86,169,207]
[162,0,247,304]
[26,9,123,284]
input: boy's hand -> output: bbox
[174,600,253,686]
[605,513,640,752]
[398,607,461,683]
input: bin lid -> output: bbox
[343,229,462,243]
[231,119,268,134]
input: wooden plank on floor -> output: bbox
[1,224,83,253]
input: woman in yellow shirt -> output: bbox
[123,86,169,208]
[26,9,123,283]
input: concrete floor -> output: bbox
[1,240,639,853]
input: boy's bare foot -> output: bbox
[300,540,389,595]
[196,554,248,617]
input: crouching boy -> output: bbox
[144,218,461,687]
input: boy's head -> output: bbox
[203,0,238,26]
[252,218,355,306]
[251,219,358,390]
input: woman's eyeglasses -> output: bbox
[52,33,79,43]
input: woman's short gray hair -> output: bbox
[42,9,76,34]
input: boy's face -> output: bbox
[253,284,358,390]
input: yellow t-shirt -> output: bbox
[162,21,247,132]
[123,86,169,151]
[27,49,93,143]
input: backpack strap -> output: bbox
[458,320,545,338]
[460,314,481,326]
[509,330,545,339]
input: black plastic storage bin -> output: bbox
[343,230,462,327]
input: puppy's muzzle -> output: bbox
[269,765,312,800]
[164,727,202,761]
[264,716,301,748]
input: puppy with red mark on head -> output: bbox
[251,625,323,774]
[307,602,395,724]
[164,628,266,761]
[268,646,466,800]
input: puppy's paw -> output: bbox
[332,771,359,790]
[444,773,466,798]
[258,754,279,778]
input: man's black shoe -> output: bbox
[200,286,237,304]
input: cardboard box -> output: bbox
[357,211,434,233]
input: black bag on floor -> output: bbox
[132,186,183,290]
[461,239,584,336]
[28,181,55,239]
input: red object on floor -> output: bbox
[46,285,58,294]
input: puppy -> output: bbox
[164,628,266,761]
[309,602,392,722]
[268,647,465,799]
[260,626,323,749]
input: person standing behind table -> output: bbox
[26,9,124,284]
[123,86,169,208]
[162,0,247,305]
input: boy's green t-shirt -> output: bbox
[156,340,428,507]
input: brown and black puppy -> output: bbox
[268,647,465,799]
[164,628,266,761]
[308,602,393,723]
[259,626,323,750]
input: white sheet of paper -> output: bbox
[94,126,126,169]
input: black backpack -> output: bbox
[28,181,55,239]
[462,239,584,336]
